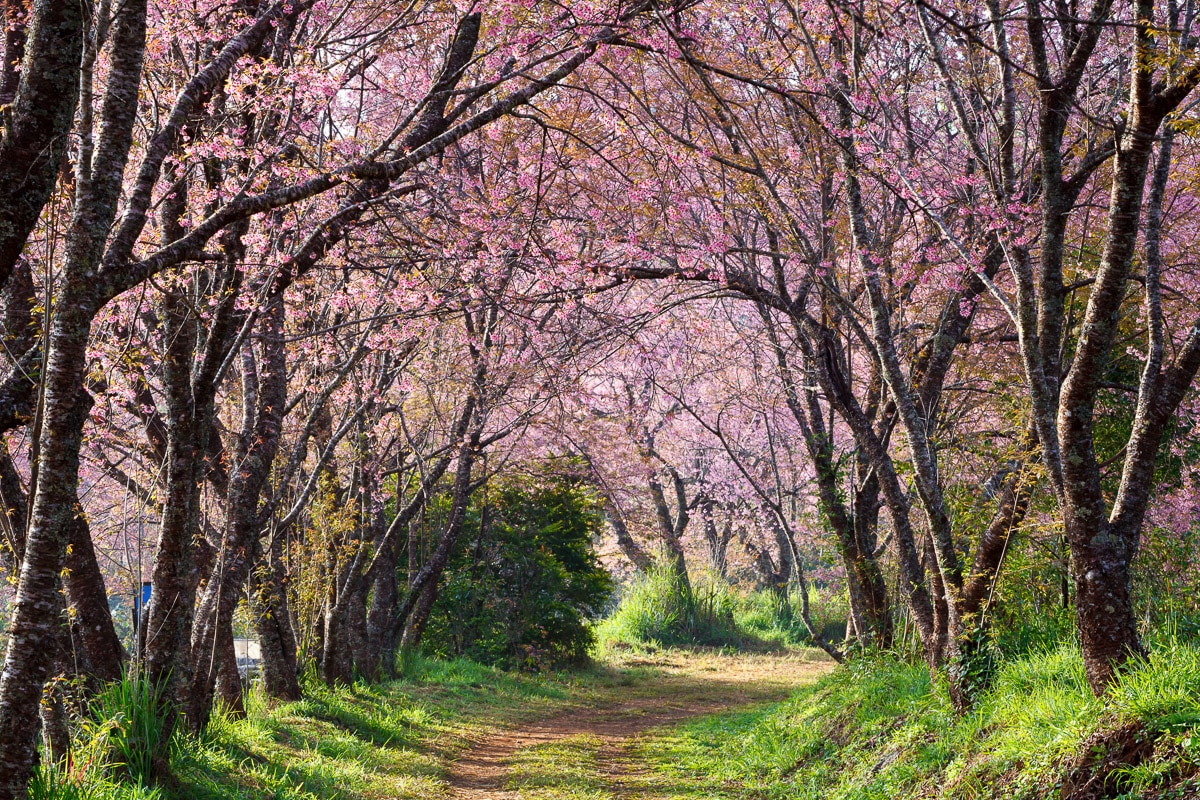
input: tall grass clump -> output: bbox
[88,674,171,786]
[27,674,169,800]
[596,563,743,648]
[734,586,848,647]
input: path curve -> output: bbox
[447,651,831,799]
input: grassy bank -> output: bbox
[38,608,1200,800]
[35,656,616,800]
[635,642,1200,799]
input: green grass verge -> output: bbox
[170,658,604,800]
[636,641,1200,799]
[36,656,634,800]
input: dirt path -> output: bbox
[447,650,831,799]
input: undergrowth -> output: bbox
[595,564,846,651]
[32,655,604,800]
[638,640,1200,799]
[594,564,744,648]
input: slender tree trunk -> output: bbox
[250,529,301,700]
[213,622,244,718]
[401,579,440,652]
[188,296,286,729]
[346,579,369,675]
[38,592,73,767]
[648,471,692,596]
[64,512,125,685]
[604,504,653,572]
[320,580,355,684]
[394,419,481,652]
[144,297,206,717]
[365,551,398,679]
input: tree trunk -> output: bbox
[1069,525,1142,690]
[38,592,73,768]
[144,300,207,722]
[250,530,301,700]
[320,588,355,685]
[604,504,652,572]
[213,621,244,718]
[188,295,287,729]
[0,0,86,284]
[345,579,369,675]
[393,419,480,653]
[401,578,439,652]
[365,554,398,679]
[64,512,125,685]
[0,376,98,798]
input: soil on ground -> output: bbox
[447,649,832,799]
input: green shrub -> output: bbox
[595,563,744,648]
[422,474,613,669]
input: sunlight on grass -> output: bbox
[164,655,605,800]
[636,642,1200,800]
[507,735,614,800]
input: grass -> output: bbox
[38,600,1200,800]
[594,565,744,649]
[594,564,846,652]
[35,655,629,800]
[633,640,1200,799]
[507,734,612,800]
[169,657,604,800]
[166,647,823,800]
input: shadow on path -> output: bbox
[447,650,832,799]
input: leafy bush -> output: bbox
[596,564,744,648]
[422,475,613,669]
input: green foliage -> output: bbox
[637,640,1200,799]
[28,675,169,800]
[734,585,848,648]
[422,475,613,670]
[597,564,851,652]
[1137,524,1200,640]
[290,477,359,666]
[594,563,745,649]
[946,620,999,709]
[88,675,170,786]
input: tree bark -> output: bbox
[64,511,125,685]
[251,527,301,700]
[188,295,287,729]
[213,621,244,718]
[0,0,85,286]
